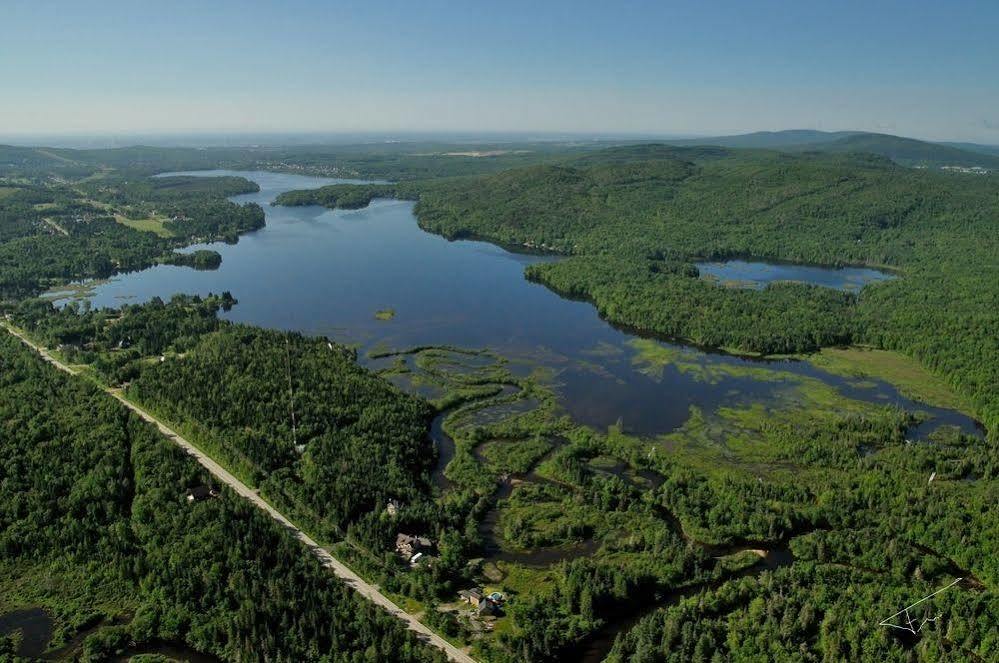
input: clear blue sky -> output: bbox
[2,0,997,141]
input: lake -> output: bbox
[696,259,896,292]
[52,170,980,441]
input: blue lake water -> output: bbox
[51,170,980,441]
[696,259,896,292]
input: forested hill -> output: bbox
[663,130,999,169]
[278,146,999,439]
[804,132,999,169]
[12,294,436,543]
[0,331,443,662]
[666,129,861,149]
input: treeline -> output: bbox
[0,141,591,181]
[0,332,444,662]
[164,248,223,269]
[0,218,166,299]
[78,174,264,240]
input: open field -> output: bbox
[113,214,174,237]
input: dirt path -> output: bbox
[41,218,69,236]
[3,323,476,663]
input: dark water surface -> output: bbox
[0,608,54,657]
[54,171,980,440]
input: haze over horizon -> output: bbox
[2,1,998,143]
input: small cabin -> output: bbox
[458,588,484,607]
[186,485,219,502]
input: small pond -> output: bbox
[0,608,54,658]
[696,259,896,292]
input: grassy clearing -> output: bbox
[808,346,974,414]
[0,186,18,199]
[114,214,174,237]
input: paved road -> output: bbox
[4,323,476,663]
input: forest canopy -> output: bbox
[0,331,444,662]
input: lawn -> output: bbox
[114,214,174,238]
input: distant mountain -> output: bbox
[0,144,79,166]
[811,133,999,169]
[940,141,999,157]
[667,129,859,149]
[569,143,734,166]
[665,130,998,170]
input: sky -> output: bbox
[2,1,998,142]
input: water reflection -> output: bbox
[696,259,895,292]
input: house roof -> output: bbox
[396,533,432,548]
[186,485,215,500]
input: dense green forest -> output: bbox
[11,296,436,544]
[272,145,998,661]
[0,331,444,662]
